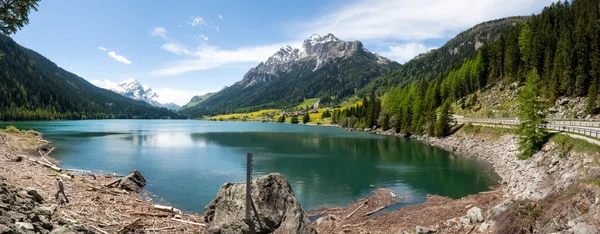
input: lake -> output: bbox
[0,120,499,214]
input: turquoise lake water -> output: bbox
[0,120,499,214]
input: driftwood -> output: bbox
[91,225,109,234]
[105,178,122,187]
[145,227,176,231]
[342,222,367,228]
[86,185,129,196]
[344,201,367,219]
[362,205,387,217]
[26,157,62,172]
[154,205,183,215]
[170,218,205,226]
[129,211,170,218]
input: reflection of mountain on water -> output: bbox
[190,132,499,202]
[122,131,207,148]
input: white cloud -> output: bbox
[153,41,300,76]
[107,51,132,64]
[90,79,118,88]
[296,0,555,41]
[216,26,220,32]
[188,16,206,27]
[151,27,168,38]
[380,42,435,63]
[99,46,107,51]
[198,34,208,41]
[218,15,223,20]
[161,43,190,55]
[154,88,209,106]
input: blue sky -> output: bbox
[11,0,555,105]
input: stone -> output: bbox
[467,207,484,223]
[7,211,27,222]
[204,173,317,234]
[459,216,471,225]
[571,223,598,234]
[116,170,146,192]
[26,187,44,203]
[488,200,511,218]
[35,204,57,217]
[478,222,490,232]
[416,225,436,234]
[15,222,34,230]
[0,224,12,233]
[49,226,77,234]
[568,220,576,228]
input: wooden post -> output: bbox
[246,153,253,222]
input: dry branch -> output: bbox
[345,201,367,219]
[170,218,205,227]
[129,211,170,218]
[362,205,387,217]
[154,205,183,215]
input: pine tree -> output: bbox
[516,68,547,159]
[433,99,453,137]
[290,115,299,124]
[302,112,310,124]
[586,79,598,114]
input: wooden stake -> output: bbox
[344,201,367,219]
[362,205,387,217]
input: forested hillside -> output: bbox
[361,16,527,96]
[339,0,600,135]
[0,35,182,120]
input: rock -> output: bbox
[204,173,317,234]
[571,222,598,234]
[0,224,12,233]
[7,211,27,222]
[315,217,324,225]
[49,226,77,234]
[467,207,484,223]
[15,222,34,230]
[26,188,44,203]
[459,216,471,225]
[568,220,576,228]
[478,222,490,232]
[416,225,436,234]
[35,204,57,217]
[116,170,146,192]
[488,200,511,218]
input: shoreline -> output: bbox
[0,129,206,233]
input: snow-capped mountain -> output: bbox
[102,79,181,110]
[237,33,391,88]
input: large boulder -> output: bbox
[114,170,146,192]
[204,173,317,234]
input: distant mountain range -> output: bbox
[0,34,181,121]
[181,33,397,117]
[99,79,181,110]
[180,92,215,110]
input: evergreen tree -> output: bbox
[277,115,286,123]
[290,115,299,124]
[586,80,598,114]
[321,109,331,118]
[434,99,454,137]
[302,112,310,124]
[516,68,547,159]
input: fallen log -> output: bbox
[362,205,387,217]
[104,178,122,187]
[129,211,170,218]
[170,218,206,226]
[154,205,183,215]
[26,157,62,172]
[344,201,367,219]
[86,185,129,196]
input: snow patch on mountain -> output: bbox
[101,79,181,110]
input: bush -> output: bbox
[495,200,542,234]
[277,115,286,123]
[5,125,20,133]
[290,115,299,124]
[553,136,573,158]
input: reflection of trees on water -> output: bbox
[190,132,499,200]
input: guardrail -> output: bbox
[457,118,600,138]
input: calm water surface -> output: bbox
[1,120,499,214]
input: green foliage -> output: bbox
[4,125,20,133]
[0,0,39,35]
[277,115,285,123]
[550,134,600,155]
[0,35,181,121]
[434,99,454,137]
[321,109,331,118]
[553,135,574,158]
[302,112,310,124]
[290,115,299,124]
[517,69,547,159]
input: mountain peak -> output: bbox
[305,33,340,46]
[102,79,181,110]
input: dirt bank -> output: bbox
[0,130,205,233]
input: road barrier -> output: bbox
[457,118,600,138]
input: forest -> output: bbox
[338,0,600,136]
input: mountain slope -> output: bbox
[362,16,528,96]
[181,34,397,117]
[0,35,182,120]
[101,79,181,110]
[180,92,215,110]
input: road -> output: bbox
[455,117,600,139]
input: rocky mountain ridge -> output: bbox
[102,79,181,110]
